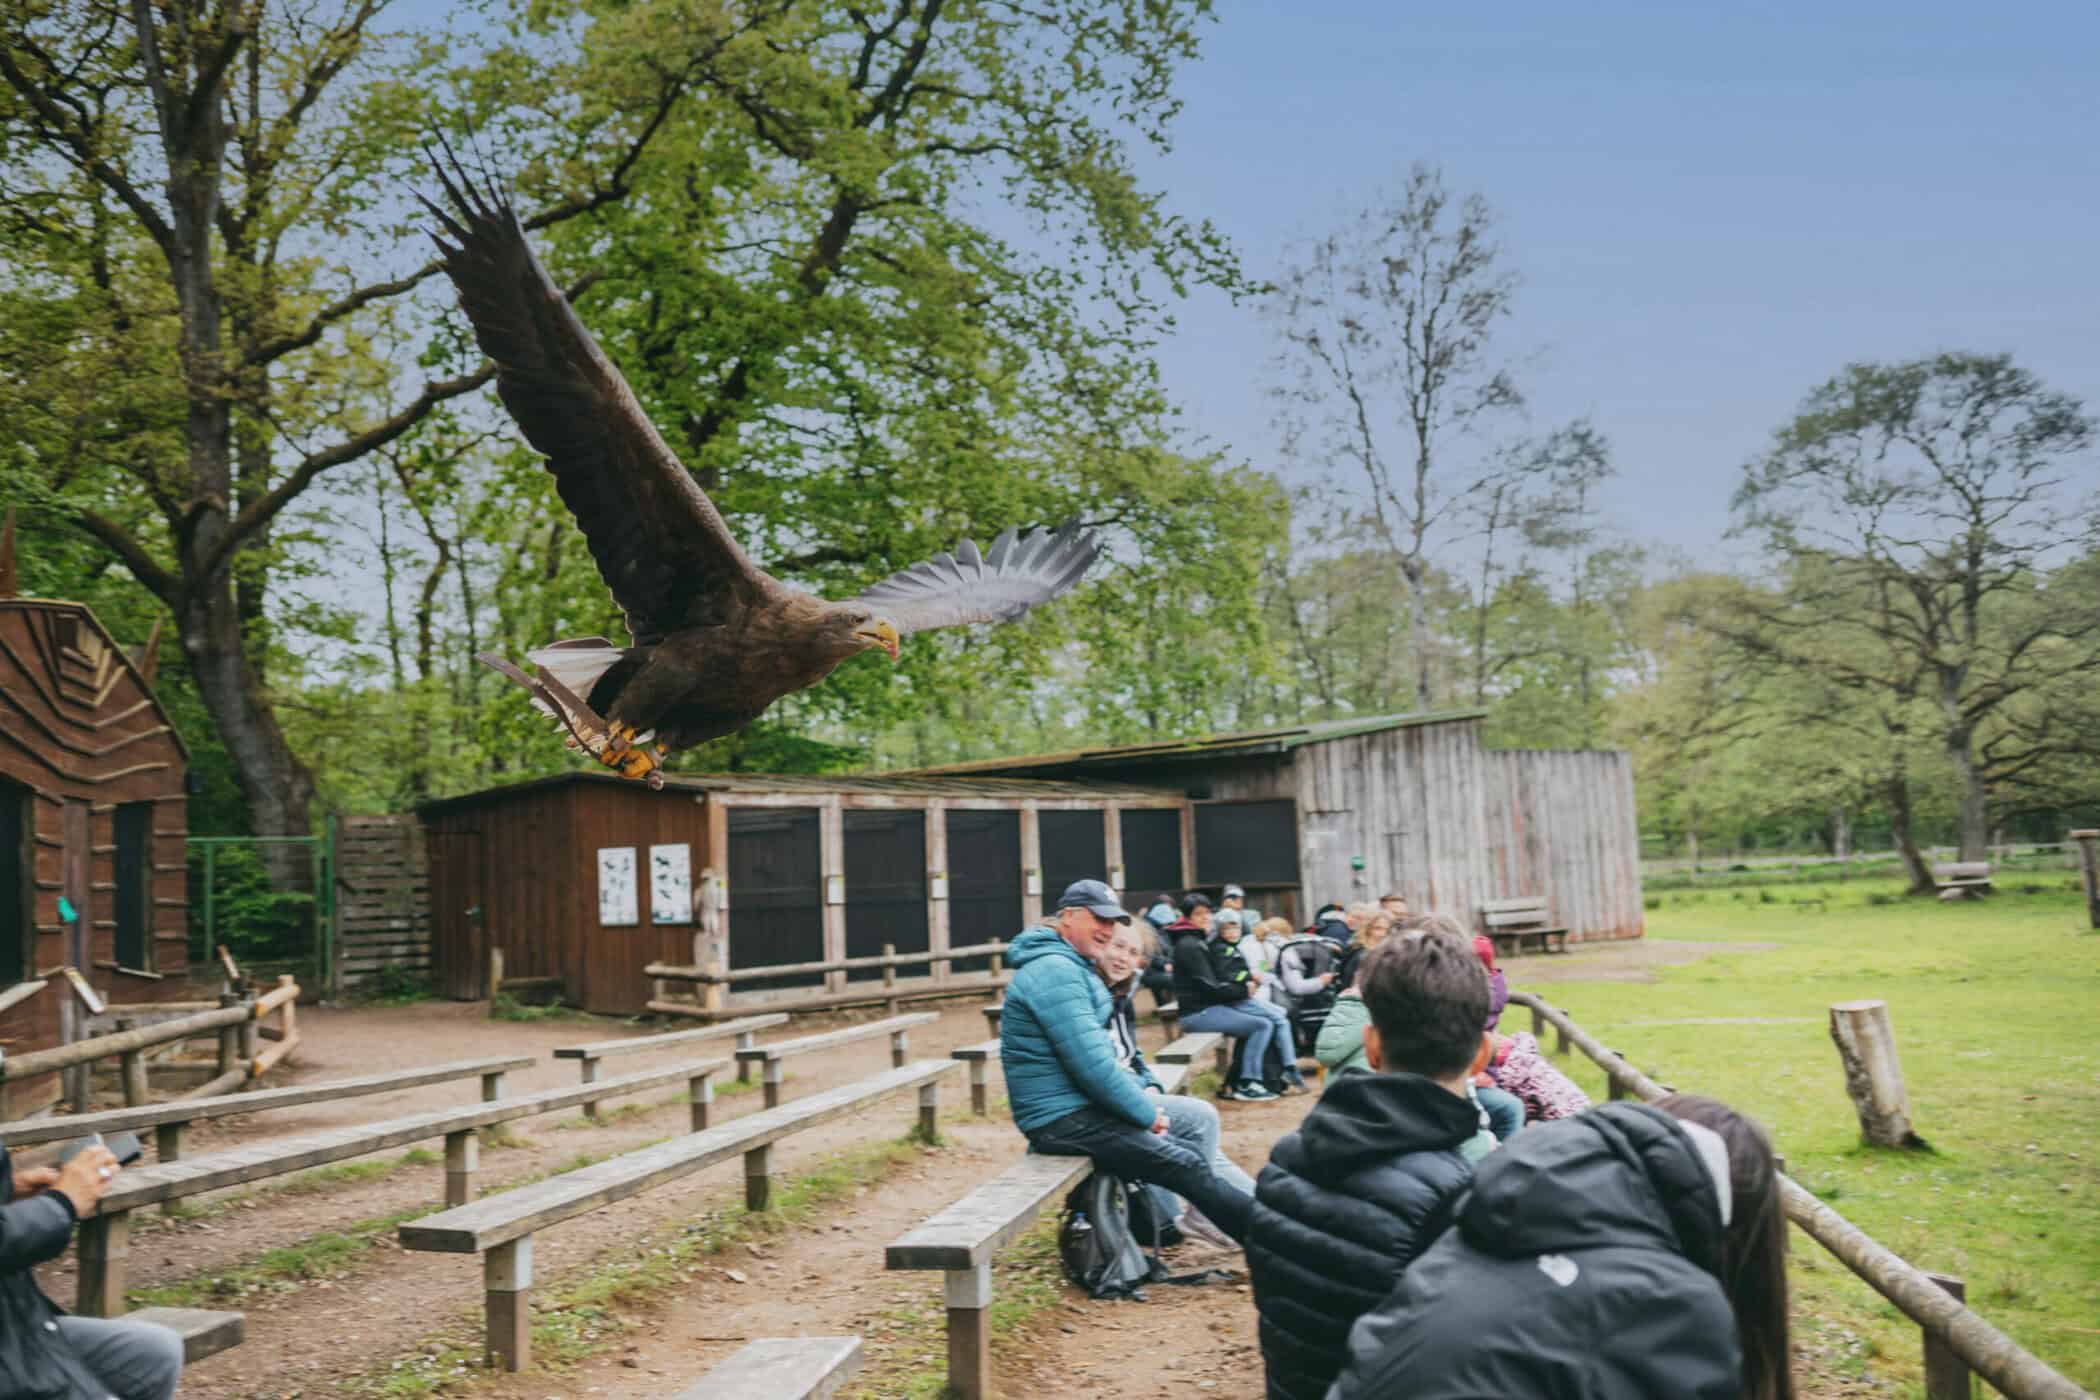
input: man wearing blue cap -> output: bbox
[999,879,1255,1242]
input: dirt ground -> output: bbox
[23,935,1789,1398]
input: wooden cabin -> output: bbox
[417,772,1189,1015]
[910,710,1646,944]
[0,514,194,1111]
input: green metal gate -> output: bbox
[186,827,335,990]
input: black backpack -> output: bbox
[1056,1169,1232,1300]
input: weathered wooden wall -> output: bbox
[1482,749,1644,942]
[0,598,193,1110]
[333,815,431,992]
[1292,719,1495,917]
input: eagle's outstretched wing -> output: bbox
[849,522,1101,636]
[420,147,767,644]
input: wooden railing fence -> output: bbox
[645,940,1010,1020]
[1508,990,2094,1400]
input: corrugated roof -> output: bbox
[898,708,1489,777]
[415,767,1182,817]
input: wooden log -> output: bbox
[0,1004,249,1080]
[2073,830,2100,931]
[250,1032,298,1080]
[1829,1000,1927,1149]
[1924,1272,1973,1400]
[644,941,1010,984]
[0,979,48,1016]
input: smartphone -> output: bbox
[57,1131,143,1167]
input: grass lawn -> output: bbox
[1517,871,2098,1397]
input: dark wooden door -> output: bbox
[1039,809,1105,905]
[1194,799,1301,889]
[844,810,928,982]
[1119,808,1183,900]
[429,829,487,1000]
[728,807,824,990]
[0,781,27,982]
[947,809,1022,974]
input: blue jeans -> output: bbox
[1478,1085,1524,1141]
[1027,1104,1253,1243]
[1149,1088,1257,1198]
[1181,1000,1286,1083]
[57,1315,183,1400]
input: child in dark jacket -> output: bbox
[1245,926,1491,1400]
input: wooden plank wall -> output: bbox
[0,601,193,1108]
[1293,719,1495,917]
[333,815,430,991]
[1482,749,1645,942]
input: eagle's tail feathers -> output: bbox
[474,652,612,756]
[527,638,625,709]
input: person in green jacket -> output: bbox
[1317,979,1497,1162]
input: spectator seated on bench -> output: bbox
[1477,896,1569,957]
[3,1133,186,1400]
[677,1335,862,1399]
[999,881,1254,1244]
[1167,894,1299,1101]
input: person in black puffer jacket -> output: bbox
[1328,1093,1795,1400]
[1247,926,1490,1400]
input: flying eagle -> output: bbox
[420,157,1102,788]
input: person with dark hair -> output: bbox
[2,1134,184,1399]
[1245,929,1491,1400]
[1001,880,1254,1242]
[1168,893,1284,1101]
[1328,1092,1794,1400]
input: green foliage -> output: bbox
[186,842,317,965]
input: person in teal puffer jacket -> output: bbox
[1001,879,1255,1242]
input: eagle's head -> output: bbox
[829,604,901,662]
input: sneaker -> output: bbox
[1231,1080,1279,1102]
[1278,1075,1311,1097]
[1178,1207,1239,1252]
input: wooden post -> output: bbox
[1829,1000,1926,1149]
[485,1237,531,1371]
[890,1028,909,1069]
[480,1070,507,1102]
[1607,1074,1627,1101]
[927,802,951,982]
[882,942,898,1017]
[702,959,726,1015]
[75,1209,129,1316]
[445,1128,479,1206]
[486,946,504,1004]
[579,1055,602,1122]
[1530,1004,1546,1040]
[745,1142,774,1212]
[237,999,258,1072]
[967,1057,989,1117]
[1923,1273,1972,1400]
[2072,830,2100,931]
[917,1080,939,1141]
[1554,1021,1569,1057]
[689,1072,713,1132]
[946,1263,992,1400]
[762,1058,784,1109]
[155,1122,183,1164]
[216,992,242,1076]
[117,1019,148,1107]
[735,1029,755,1084]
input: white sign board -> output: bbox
[650,843,693,924]
[597,847,638,927]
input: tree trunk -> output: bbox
[1404,558,1430,711]
[1946,728,1989,862]
[1831,807,1851,861]
[1884,767,1934,894]
[180,576,316,879]
[1828,1000,1927,1149]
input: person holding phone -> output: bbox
[3,1131,183,1399]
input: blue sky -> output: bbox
[1126,1,2100,562]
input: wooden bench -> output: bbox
[129,1305,244,1364]
[887,1151,1095,1400]
[982,1002,1003,1036]
[1479,896,1570,956]
[1151,1061,1189,1095]
[676,1336,863,1399]
[556,1013,787,1114]
[72,1056,728,1316]
[733,1011,938,1108]
[401,1057,960,1371]
[1933,861,1994,896]
[1155,1031,1230,1081]
[951,1041,1187,1116]
[0,1054,534,1166]
[1156,1001,1180,1039]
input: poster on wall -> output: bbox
[597,847,638,926]
[650,843,693,924]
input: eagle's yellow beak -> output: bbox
[856,619,901,661]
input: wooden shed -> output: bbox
[0,516,194,1111]
[417,772,1190,1016]
[910,711,1645,943]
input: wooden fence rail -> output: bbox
[1507,990,2095,1400]
[646,941,1009,986]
